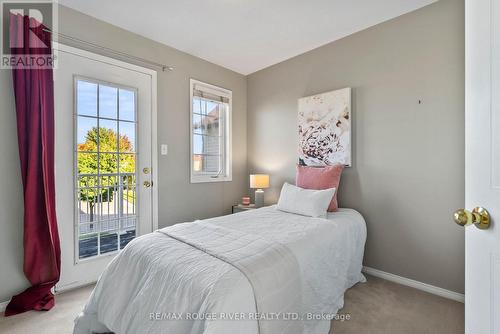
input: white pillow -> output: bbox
[276,182,336,218]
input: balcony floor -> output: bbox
[79,230,136,259]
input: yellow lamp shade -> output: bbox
[250,174,269,189]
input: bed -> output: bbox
[73,205,366,334]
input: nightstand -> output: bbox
[232,204,257,214]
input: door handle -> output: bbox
[453,207,490,230]
[143,180,152,188]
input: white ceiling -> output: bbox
[59,0,437,75]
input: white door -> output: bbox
[53,44,157,291]
[463,0,500,333]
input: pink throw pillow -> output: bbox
[296,164,344,212]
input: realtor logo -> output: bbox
[1,0,57,69]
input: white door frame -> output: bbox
[53,43,159,291]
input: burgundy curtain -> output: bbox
[5,13,61,316]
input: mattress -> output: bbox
[74,205,367,334]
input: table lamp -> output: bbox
[250,174,269,208]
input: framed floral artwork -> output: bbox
[298,87,352,167]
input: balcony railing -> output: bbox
[77,172,137,258]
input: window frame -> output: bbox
[189,79,232,183]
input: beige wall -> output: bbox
[0,5,247,302]
[247,0,465,293]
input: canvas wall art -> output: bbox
[298,87,351,167]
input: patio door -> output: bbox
[53,44,157,291]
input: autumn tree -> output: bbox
[78,127,135,221]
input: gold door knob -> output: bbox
[453,207,490,230]
[143,180,152,188]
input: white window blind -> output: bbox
[190,79,232,183]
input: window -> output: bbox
[190,79,232,183]
[75,78,138,259]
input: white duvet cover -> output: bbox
[73,206,367,334]
[159,221,304,334]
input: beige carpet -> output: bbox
[331,275,464,334]
[0,275,464,334]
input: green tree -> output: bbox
[78,127,135,221]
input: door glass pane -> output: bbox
[120,154,136,174]
[119,121,135,152]
[120,229,135,249]
[99,85,118,119]
[79,231,98,259]
[77,153,98,175]
[99,153,118,174]
[77,117,97,151]
[120,184,136,218]
[99,119,118,152]
[77,81,97,117]
[76,79,138,260]
[120,217,136,249]
[96,187,118,221]
[100,231,118,254]
[77,186,98,223]
[119,89,135,121]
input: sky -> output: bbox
[77,80,136,151]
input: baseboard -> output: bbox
[362,266,464,303]
[0,300,9,313]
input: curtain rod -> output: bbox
[43,28,174,72]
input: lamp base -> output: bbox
[255,189,265,208]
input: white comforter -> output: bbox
[159,221,303,334]
[74,206,367,334]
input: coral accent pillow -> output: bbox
[296,164,344,212]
